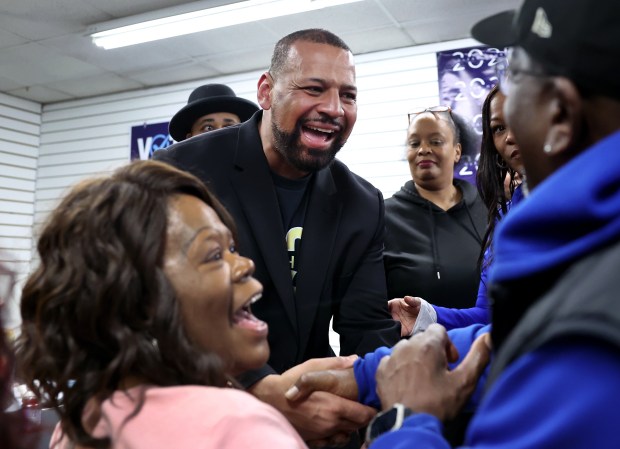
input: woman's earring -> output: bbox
[151,338,160,354]
[543,143,553,154]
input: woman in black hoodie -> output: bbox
[384,107,487,334]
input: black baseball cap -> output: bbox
[471,0,620,99]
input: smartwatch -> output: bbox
[365,403,414,445]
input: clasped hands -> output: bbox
[249,356,375,448]
[282,324,490,447]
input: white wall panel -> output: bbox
[39,147,129,166]
[0,92,40,328]
[0,237,31,251]
[40,135,128,155]
[0,164,36,180]
[0,212,33,227]
[0,141,38,159]
[1,225,33,238]
[0,178,35,192]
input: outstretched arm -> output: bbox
[249,356,376,447]
[432,261,491,330]
[287,324,491,412]
[375,325,490,420]
[371,340,620,449]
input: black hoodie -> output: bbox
[384,178,487,308]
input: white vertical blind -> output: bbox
[0,92,40,328]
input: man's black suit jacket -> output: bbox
[155,112,400,386]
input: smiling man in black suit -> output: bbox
[155,28,400,447]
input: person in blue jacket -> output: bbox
[390,86,525,333]
[370,0,620,447]
[287,1,620,447]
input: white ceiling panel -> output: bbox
[126,61,220,87]
[0,0,522,104]
[168,22,278,58]
[380,0,513,23]
[81,0,206,17]
[6,86,73,104]
[198,48,272,75]
[40,34,194,74]
[0,0,107,40]
[342,26,415,55]
[259,2,394,37]
[0,43,101,85]
[402,21,472,46]
[0,29,28,49]
[0,76,26,93]
[44,74,144,99]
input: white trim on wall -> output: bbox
[0,92,41,328]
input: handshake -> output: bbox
[251,324,491,448]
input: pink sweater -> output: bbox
[50,385,307,449]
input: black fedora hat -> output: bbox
[169,84,259,141]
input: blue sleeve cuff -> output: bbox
[354,346,392,409]
[401,413,444,433]
[447,324,491,411]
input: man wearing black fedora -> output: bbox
[169,83,259,141]
[156,28,400,447]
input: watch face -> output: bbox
[366,407,399,443]
[372,407,398,435]
[365,404,414,445]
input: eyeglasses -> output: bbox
[495,58,548,96]
[407,106,452,124]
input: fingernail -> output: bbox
[285,385,299,400]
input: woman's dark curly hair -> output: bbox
[476,85,518,267]
[16,160,237,448]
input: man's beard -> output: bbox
[271,118,346,173]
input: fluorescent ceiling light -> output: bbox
[90,0,363,50]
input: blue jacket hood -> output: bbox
[491,130,620,283]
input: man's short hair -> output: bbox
[269,29,351,78]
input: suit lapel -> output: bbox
[295,167,341,356]
[230,120,297,328]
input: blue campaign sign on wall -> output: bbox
[130,122,174,160]
[436,45,507,184]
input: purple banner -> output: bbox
[436,45,507,184]
[130,122,174,160]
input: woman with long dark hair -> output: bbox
[476,85,524,266]
[16,161,307,449]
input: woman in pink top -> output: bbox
[16,161,307,449]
